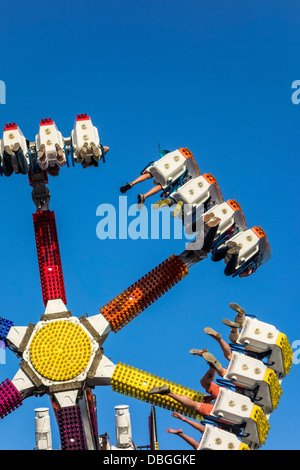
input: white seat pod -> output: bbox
[223,226,271,272]
[170,173,224,233]
[237,317,293,378]
[210,388,270,448]
[224,351,282,413]
[71,113,102,163]
[146,147,191,189]
[1,123,29,155]
[185,198,247,243]
[35,118,66,169]
[172,173,223,209]
[204,199,246,235]
[1,122,30,171]
[198,424,249,450]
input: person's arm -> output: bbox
[171,412,205,434]
[181,416,205,434]
[167,429,200,450]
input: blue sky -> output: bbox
[0,0,299,450]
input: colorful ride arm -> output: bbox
[55,404,87,450]
[99,254,188,333]
[51,388,99,450]
[0,379,23,419]
[0,318,38,419]
[110,362,204,420]
[33,210,67,307]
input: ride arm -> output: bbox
[98,254,189,333]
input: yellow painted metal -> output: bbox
[275,333,293,375]
[250,405,270,445]
[263,368,282,409]
[111,362,203,420]
[30,320,92,381]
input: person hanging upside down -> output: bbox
[120,169,163,206]
[201,212,222,252]
[119,148,192,206]
[221,303,270,361]
[211,241,253,277]
[190,324,261,398]
[148,339,229,421]
[2,143,29,176]
[221,303,246,343]
[76,143,110,168]
[149,320,260,421]
[189,326,233,365]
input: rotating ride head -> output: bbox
[0,299,113,401]
[0,301,207,448]
[0,115,277,450]
[0,300,115,449]
[0,113,107,182]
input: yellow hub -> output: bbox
[30,320,92,381]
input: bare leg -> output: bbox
[189,348,208,356]
[215,338,232,361]
[201,352,226,378]
[204,327,232,361]
[166,429,200,450]
[121,170,153,194]
[137,183,163,205]
[142,184,162,199]
[200,367,215,391]
[229,303,246,324]
[222,319,241,343]
[229,326,239,342]
[168,392,202,413]
[131,171,152,186]
[148,385,213,417]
